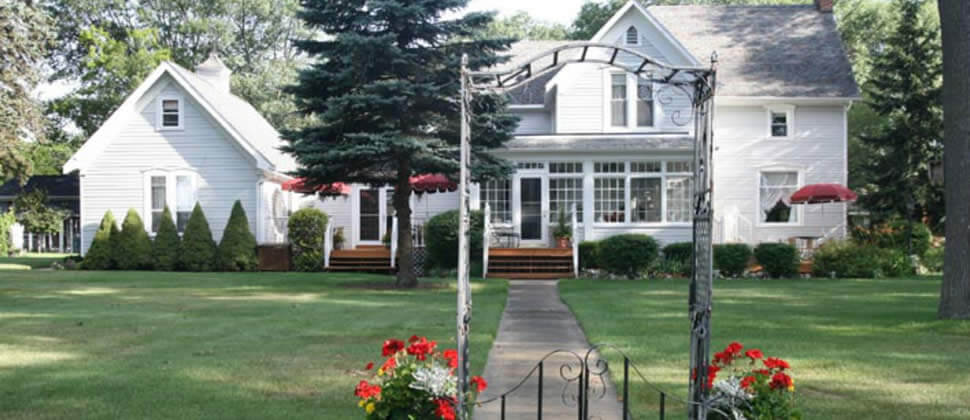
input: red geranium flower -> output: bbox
[443,349,459,369]
[365,362,374,370]
[406,336,437,361]
[745,349,764,360]
[707,365,720,389]
[740,375,756,389]
[725,341,743,355]
[764,357,790,371]
[434,398,456,420]
[354,380,381,399]
[769,372,793,390]
[409,335,421,344]
[470,375,488,392]
[381,356,397,372]
[755,368,771,376]
[382,339,405,357]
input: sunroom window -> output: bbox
[480,180,511,224]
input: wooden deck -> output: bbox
[329,246,393,272]
[486,247,575,280]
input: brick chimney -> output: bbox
[815,0,833,13]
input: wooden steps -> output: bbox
[486,248,574,280]
[329,247,394,273]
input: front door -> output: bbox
[520,178,543,241]
[359,188,380,243]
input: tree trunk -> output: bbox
[394,160,418,288]
[938,0,970,319]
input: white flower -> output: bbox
[409,363,457,397]
[711,377,752,420]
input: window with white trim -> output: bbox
[666,176,692,222]
[759,171,799,223]
[150,176,166,233]
[593,160,693,225]
[610,74,627,127]
[636,80,654,127]
[550,178,583,223]
[594,177,625,223]
[160,98,181,129]
[766,105,794,138]
[630,178,661,222]
[480,179,511,224]
[145,171,197,234]
[175,175,195,232]
[771,112,788,137]
[626,26,639,45]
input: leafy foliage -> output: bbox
[579,241,600,270]
[714,244,752,278]
[851,219,932,257]
[13,189,67,234]
[178,203,217,272]
[753,243,799,278]
[287,207,328,272]
[598,234,659,278]
[662,242,693,265]
[114,209,153,270]
[82,210,118,270]
[217,201,258,272]
[811,240,914,278]
[423,209,484,270]
[0,1,52,180]
[485,11,568,40]
[151,207,180,271]
[0,209,16,255]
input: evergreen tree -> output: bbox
[285,0,519,287]
[82,210,118,270]
[152,207,180,271]
[217,201,258,272]
[859,0,942,249]
[114,209,153,270]
[178,203,217,272]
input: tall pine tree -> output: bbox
[285,0,519,287]
[859,0,942,250]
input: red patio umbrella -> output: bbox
[281,174,456,195]
[281,178,351,195]
[789,183,857,205]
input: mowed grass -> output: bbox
[559,276,970,420]
[0,253,75,269]
[0,271,507,419]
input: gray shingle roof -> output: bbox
[0,175,79,198]
[648,5,859,98]
[497,41,576,105]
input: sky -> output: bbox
[460,0,588,25]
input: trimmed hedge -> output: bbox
[288,207,329,272]
[179,203,217,272]
[598,234,659,278]
[218,201,258,272]
[152,207,180,271]
[713,243,751,277]
[82,210,119,270]
[754,243,799,278]
[579,241,600,269]
[851,219,932,257]
[812,240,914,278]
[662,242,693,265]
[114,209,153,270]
[424,209,484,269]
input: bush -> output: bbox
[650,258,689,277]
[922,245,944,273]
[812,240,915,278]
[579,241,600,269]
[714,244,752,277]
[179,203,217,271]
[598,234,659,278]
[152,207,180,271]
[113,209,153,270]
[288,207,329,272]
[0,209,15,255]
[754,243,799,278]
[218,201,258,271]
[424,209,483,269]
[851,219,932,257]
[663,242,693,264]
[82,210,119,270]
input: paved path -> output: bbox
[474,280,624,420]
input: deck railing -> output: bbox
[390,214,399,269]
[323,221,334,268]
[483,203,491,277]
[571,203,579,277]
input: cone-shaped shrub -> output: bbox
[114,209,153,270]
[152,207,181,271]
[82,210,118,270]
[218,201,258,271]
[179,203,217,271]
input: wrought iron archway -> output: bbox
[456,42,717,419]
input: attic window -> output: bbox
[765,105,794,139]
[160,99,181,129]
[626,26,639,45]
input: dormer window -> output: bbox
[607,72,655,130]
[159,98,182,129]
[765,105,794,139]
[626,26,639,45]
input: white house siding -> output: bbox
[514,109,553,135]
[79,78,259,254]
[713,104,847,244]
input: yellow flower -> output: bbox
[365,402,376,414]
[358,400,366,408]
[788,378,795,392]
[377,368,384,376]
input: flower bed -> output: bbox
[707,341,800,420]
[355,335,487,419]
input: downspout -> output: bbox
[256,177,264,244]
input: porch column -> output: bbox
[583,161,595,241]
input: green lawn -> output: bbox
[559,277,970,420]
[0,253,75,270]
[0,271,506,419]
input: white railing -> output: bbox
[323,221,334,268]
[718,208,754,244]
[390,214,398,269]
[571,203,579,277]
[482,203,491,277]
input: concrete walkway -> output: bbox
[474,280,623,420]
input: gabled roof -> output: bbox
[64,61,296,174]
[648,5,859,98]
[0,175,79,198]
[498,41,575,105]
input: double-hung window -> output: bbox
[637,80,654,127]
[759,171,799,224]
[609,73,655,130]
[610,74,628,127]
[159,98,182,129]
[145,171,197,235]
[766,105,794,139]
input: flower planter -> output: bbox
[556,237,571,249]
